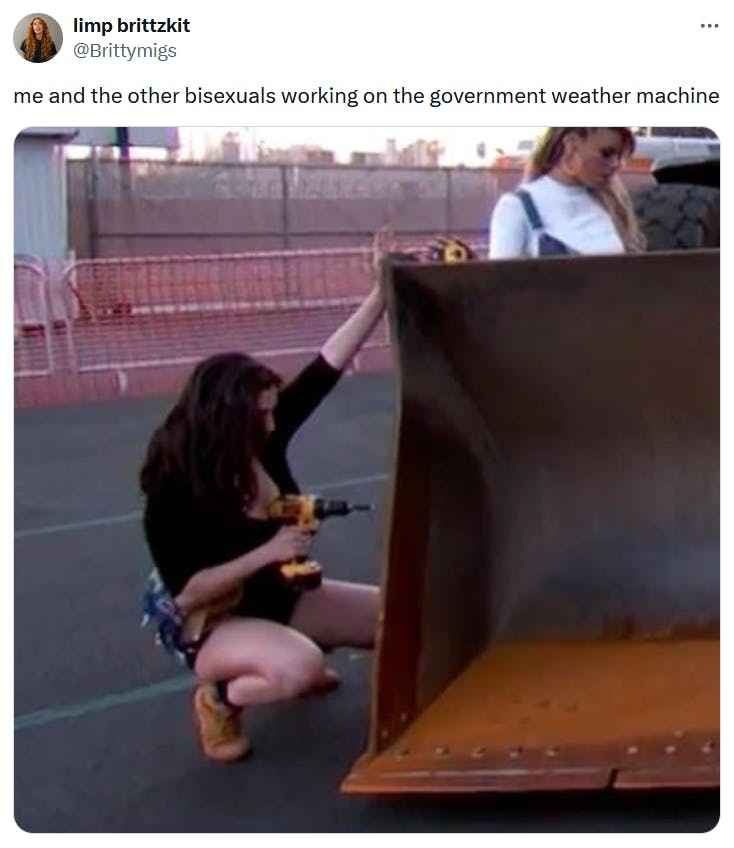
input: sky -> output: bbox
[60,126,542,166]
[177,126,543,165]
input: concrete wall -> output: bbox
[14,133,69,261]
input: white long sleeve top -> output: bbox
[488,175,625,259]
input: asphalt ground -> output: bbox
[14,371,719,833]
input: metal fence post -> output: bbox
[445,168,453,235]
[281,165,296,294]
[281,165,291,251]
[84,155,100,259]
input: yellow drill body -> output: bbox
[266,495,372,590]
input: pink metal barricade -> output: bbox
[13,258,77,383]
[14,259,54,377]
[15,248,393,408]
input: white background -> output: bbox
[2,0,729,843]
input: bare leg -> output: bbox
[289,579,379,650]
[193,617,326,706]
[189,585,378,761]
[189,617,328,761]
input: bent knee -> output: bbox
[267,647,324,699]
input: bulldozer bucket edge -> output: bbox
[343,250,719,795]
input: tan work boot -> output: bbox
[193,684,251,762]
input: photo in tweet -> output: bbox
[14,125,720,831]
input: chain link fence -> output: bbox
[68,159,502,257]
[14,247,397,408]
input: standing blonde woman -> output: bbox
[489,127,646,258]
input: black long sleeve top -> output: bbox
[143,355,342,609]
[20,39,57,62]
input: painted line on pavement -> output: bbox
[15,472,388,540]
[15,676,192,731]
[15,652,370,732]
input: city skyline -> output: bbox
[59,126,544,166]
[177,126,542,166]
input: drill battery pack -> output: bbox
[278,559,323,591]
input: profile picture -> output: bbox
[14,13,62,62]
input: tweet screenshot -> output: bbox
[6,0,728,839]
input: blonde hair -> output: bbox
[525,127,646,253]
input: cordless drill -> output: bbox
[267,495,373,590]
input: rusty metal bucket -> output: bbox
[343,250,719,794]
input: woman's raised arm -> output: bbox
[320,230,393,370]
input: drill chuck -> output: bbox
[313,498,373,519]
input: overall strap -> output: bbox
[514,189,544,232]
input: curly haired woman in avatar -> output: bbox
[20,17,57,62]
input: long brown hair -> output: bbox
[140,353,282,518]
[24,17,54,61]
[525,127,646,253]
